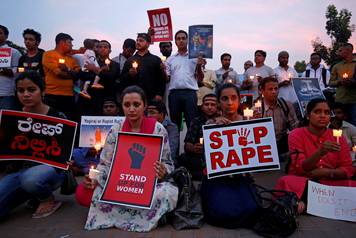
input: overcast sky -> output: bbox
[2,0,356,72]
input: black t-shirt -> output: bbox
[18,49,45,76]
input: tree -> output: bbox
[312,4,355,67]
[294,60,307,74]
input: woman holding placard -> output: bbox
[0,71,66,219]
[81,86,178,232]
[201,83,259,228]
[276,98,356,214]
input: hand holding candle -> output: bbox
[352,145,356,152]
[18,67,25,73]
[333,129,342,143]
[59,58,65,64]
[243,107,253,120]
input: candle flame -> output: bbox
[59,58,65,64]
[342,73,348,79]
[132,61,138,69]
[105,59,110,65]
[18,67,25,73]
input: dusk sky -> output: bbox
[3,0,356,72]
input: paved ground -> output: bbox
[1,168,356,238]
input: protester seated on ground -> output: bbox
[275,98,356,214]
[181,93,219,180]
[76,86,178,232]
[330,102,356,164]
[253,77,299,157]
[200,84,260,228]
[146,99,179,164]
[72,97,121,175]
[0,71,66,220]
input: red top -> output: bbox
[288,127,355,178]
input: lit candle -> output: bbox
[94,142,101,152]
[254,100,262,111]
[199,138,204,144]
[333,129,342,143]
[18,67,25,73]
[58,58,65,64]
[249,75,254,80]
[243,107,253,120]
[105,58,110,66]
[89,166,100,180]
[160,56,167,62]
[227,79,233,83]
[288,73,292,80]
[352,145,356,152]
[132,61,138,69]
[342,73,348,79]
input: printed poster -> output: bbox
[79,116,122,148]
[147,8,173,42]
[0,110,77,170]
[292,77,326,116]
[203,118,280,179]
[0,48,12,68]
[100,132,163,209]
[189,25,213,59]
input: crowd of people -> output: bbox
[1,23,356,233]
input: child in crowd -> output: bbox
[80,39,103,99]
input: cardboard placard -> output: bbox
[0,110,77,170]
[100,132,163,209]
[203,118,280,178]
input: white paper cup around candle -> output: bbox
[18,67,25,73]
[132,61,138,69]
[59,58,65,64]
[243,108,253,120]
[89,166,100,180]
[333,129,342,143]
[199,138,204,144]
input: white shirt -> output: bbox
[274,65,299,103]
[166,52,198,91]
[302,64,330,91]
[0,44,21,96]
[215,67,240,87]
[243,65,274,99]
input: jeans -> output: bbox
[168,89,198,130]
[0,165,65,219]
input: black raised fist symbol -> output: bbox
[128,143,146,169]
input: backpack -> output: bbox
[305,68,327,88]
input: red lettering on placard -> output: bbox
[253,126,268,144]
[210,131,222,149]
[226,149,242,167]
[210,151,224,169]
[222,129,236,147]
[241,147,256,165]
[258,145,273,163]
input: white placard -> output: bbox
[203,117,280,178]
[307,180,356,222]
[0,48,12,68]
[79,116,122,147]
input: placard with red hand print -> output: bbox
[0,110,77,170]
[100,132,163,209]
[203,117,280,178]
